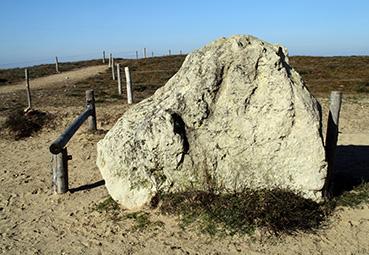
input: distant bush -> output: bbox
[0,78,8,85]
[1,109,53,140]
[356,83,369,93]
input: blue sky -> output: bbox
[1,0,369,68]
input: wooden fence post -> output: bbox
[50,90,98,194]
[125,67,133,104]
[52,148,70,193]
[109,53,112,67]
[111,58,116,80]
[55,56,60,73]
[136,50,138,60]
[324,91,342,198]
[102,51,106,64]
[86,90,97,131]
[144,48,147,58]
[117,64,122,95]
[24,69,32,111]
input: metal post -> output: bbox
[102,51,106,64]
[52,148,70,193]
[24,69,32,111]
[117,64,122,95]
[109,53,112,67]
[169,49,171,56]
[180,50,182,55]
[323,91,342,198]
[86,90,97,131]
[55,56,59,73]
[143,48,147,58]
[125,67,133,104]
[136,50,138,60]
[151,51,154,58]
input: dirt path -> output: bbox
[0,90,369,254]
[0,65,108,94]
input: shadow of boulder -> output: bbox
[331,145,369,196]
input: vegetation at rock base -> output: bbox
[95,183,369,236]
[96,196,120,212]
[332,182,369,208]
[95,196,164,231]
[159,189,331,235]
[159,184,369,236]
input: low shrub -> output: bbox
[1,109,53,139]
[159,189,331,235]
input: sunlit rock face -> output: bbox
[97,35,327,209]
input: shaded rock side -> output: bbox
[97,35,327,209]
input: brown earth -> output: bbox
[0,57,369,254]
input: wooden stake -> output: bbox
[52,148,70,193]
[111,58,116,80]
[144,48,147,58]
[109,53,112,67]
[24,69,32,111]
[50,90,97,155]
[117,64,122,95]
[323,91,342,198]
[136,50,138,60]
[86,90,97,131]
[55,56,59,73]
[125,67,133,104]
[102,51,106,64]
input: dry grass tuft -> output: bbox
[159,189,331,235]
[94,184,369,236]
[1,108,54,140]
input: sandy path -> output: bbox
[0,93,369,254]
[0,65,108,94]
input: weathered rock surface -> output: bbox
[96,35,327,209]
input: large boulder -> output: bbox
[96,35,327,209]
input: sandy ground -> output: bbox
[0,65,107,94]
[0,69,369,254]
